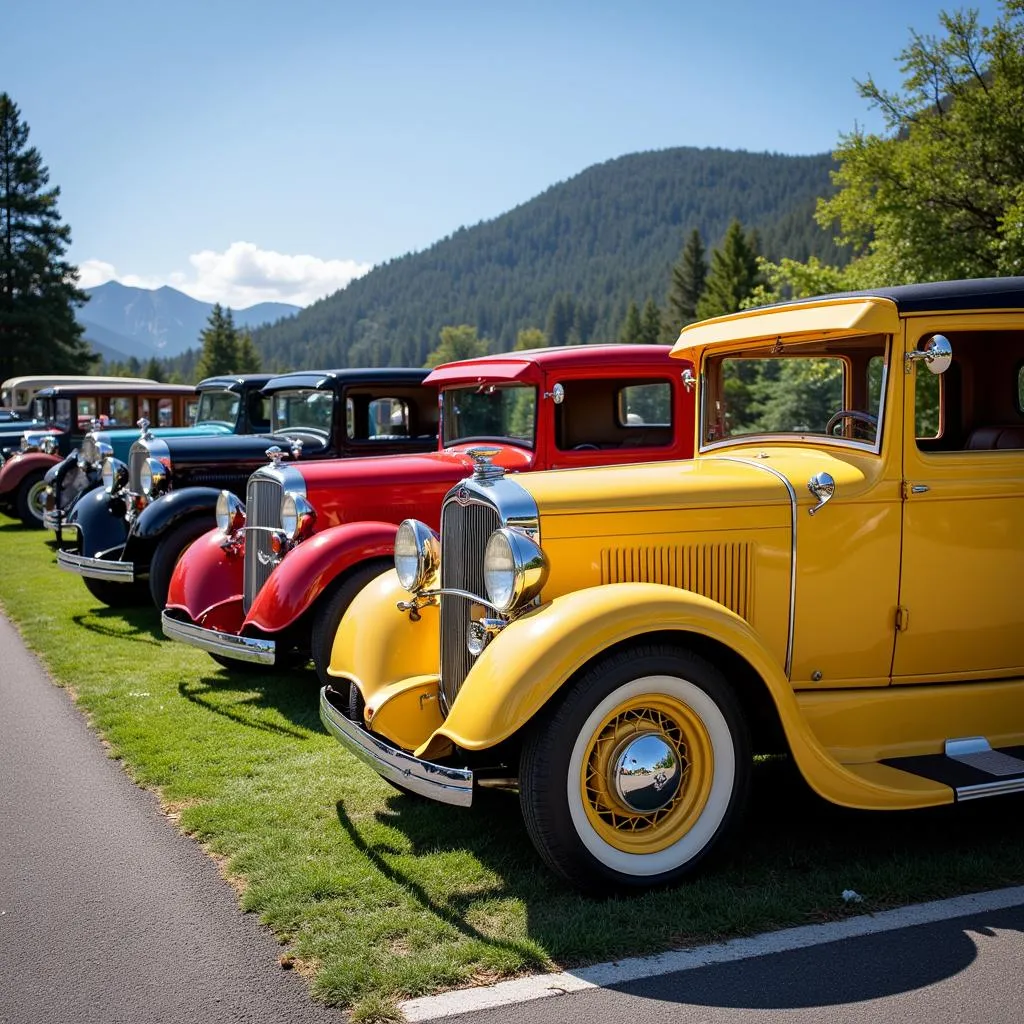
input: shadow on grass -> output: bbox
[71,604,165,645]
[178,673,314,740]
[334,755,1024,980]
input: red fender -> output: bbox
[165,526,246,632]
[244,520,400,633]
[0,452,61,498]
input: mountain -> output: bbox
[251,146,847,370]
[78,282,299,359]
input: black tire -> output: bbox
[82,575,150,608]
[148,518,215,609]
[518,644,750,893]
[309,558,392,688]
[15,471,48,528]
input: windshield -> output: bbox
[270,389,333,435]
[442,383,536,447]
[702,334,888,449]
[195,389,240,428]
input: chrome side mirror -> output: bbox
[905,334,952,375]
[543,383,564,404]
[681,368,696,393]
[807,471,835,516]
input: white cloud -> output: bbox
[77,242,372,309]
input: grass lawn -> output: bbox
[2,511,1023,1019]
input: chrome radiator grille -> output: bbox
[439,498,500,711]
[128,445,147,495]
[243,475,283,612]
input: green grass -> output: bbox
[2,512,1023,1017]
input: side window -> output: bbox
[77,397,97,428]
[345,397,355,438]
[368,397,409,438]
[1017,366,1024,413]
[618,382,671,428]
[249,395,270,431]
[107,397,133,426]
[55,398,74,430]
[164,399,180,426]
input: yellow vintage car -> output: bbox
[321,277,1024,891]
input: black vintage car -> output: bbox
[43,373,275,540]
[55,367,438,607]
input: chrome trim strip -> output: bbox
[319,686,473,807]
[56,549,135,582]
[710,455,796,677]
[160,611,276,664]
[956,777,1024,801]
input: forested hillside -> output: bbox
[249,146,845,369]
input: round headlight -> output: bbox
[483,528,548,613]
[140,458,168,497]
[215,490,245,535]
[40,435,59,456]
[280,491,315,541]
[394,519,440,592]
[102,457,129,494]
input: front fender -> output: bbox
[0,452,60,497]
[419,583,935,812]
[246,521,401,632]
[164,526,245,632]
[132,487,222,540]
[65,486,130,556]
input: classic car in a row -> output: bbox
[42,373,274,538]
[160,345,696,686]
[320,277,1024,892]
[56,368,437,608]
[0,381,196,527]
[0,373,160,420]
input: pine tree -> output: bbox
[236,329,262,372]
[142,356,164,382]
[666,228,708,332]
[619,300,643,344]
[696,220,762,320]
[0,93,95,381]
[640,298,662,345]
[194,304,240,380]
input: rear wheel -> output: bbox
[148,518,214,609]
[519,644,750,893]
[82,575,150,608]
[310,558,392,688]
[16,471,47,528]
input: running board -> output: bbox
[881,738,1024,802]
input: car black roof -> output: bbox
[803,276,1024,314]
[261,368,431,392]
[196,373,275,391]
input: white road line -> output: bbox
[399,884,1024,1022]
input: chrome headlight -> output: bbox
[280,492,315,541]
[483,528,548,613]
[40,435,59,455]
[215,490,245,535]
[102,457,129,494]
[140,458,168,497]
[394,519,440,592]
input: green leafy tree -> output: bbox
[666,228,708,333]
[514,327,546,351]
[819,0,1024,281]
[0,93,95,381]
[640,298,662,345]
[194,304,240,379]
[424,324,488,368]
[619,300,643,344]
[696,220,762,320]
[235,329,262,372]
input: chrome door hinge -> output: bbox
[895,605,910,632]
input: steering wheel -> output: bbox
[572,443,599,451]
[825,409,878,439]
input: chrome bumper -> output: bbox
[57,549,135,582]
[319,685,474,807]
[161,611,276,664]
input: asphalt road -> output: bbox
[0,612,342,1024]
[2,608,1022,1024]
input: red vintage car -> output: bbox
[162,345,696,684]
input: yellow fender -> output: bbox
[422,582,950,811]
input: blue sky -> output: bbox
[3,0,1007,308]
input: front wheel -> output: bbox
[519,644,750,893]
[16,471,48,528]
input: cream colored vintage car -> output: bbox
[321,277,1024,891]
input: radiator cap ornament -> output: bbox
[265,445,286,466]
[465,446,505,480]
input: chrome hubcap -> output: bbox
[611,731,681,813]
